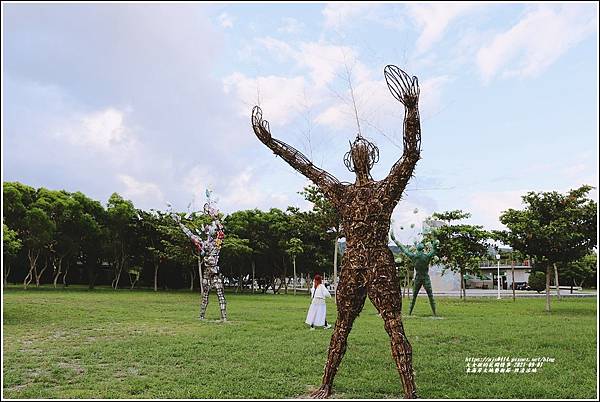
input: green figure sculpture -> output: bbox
[390,230,439,316]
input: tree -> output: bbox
[300,185,342,284]
[425,210,491,299]
[285,237,304,295]
[128,266,143,289]
[22,206,56,288]
[71,191,107,289]
[137,209,169,292]
[3,182,37,283]
[3,223,22,287]
[3,182,37,230]
[225,209,267,293]
[498,186,597,312]
[220,235,252,292]
[159,219,198,291]
[33,189,84,288]
[561,253,597,293]
[106,193,138,290]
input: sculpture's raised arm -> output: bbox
[426,239,439,258]
[390,228,414,258]
[381,66,422,204]
[252,106,342,202]
[171,212,203,252]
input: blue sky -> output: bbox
[3,2,598,242]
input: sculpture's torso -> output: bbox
[336,181,395,270]
[410,252,433,277]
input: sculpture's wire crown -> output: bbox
[343,134,380,173]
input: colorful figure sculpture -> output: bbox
[172,190,227,321]
[390,229,439,316]
[251,65,421,399]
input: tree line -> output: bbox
[2,182,338,293]
[3,181,597,312]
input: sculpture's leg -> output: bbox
[199,275,211,319]
[310,268,367,399]
[368,264,417,399]
[214,275,227,321]
[408,278,422,315]
[423,276,436,316]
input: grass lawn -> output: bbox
[2,286,597,399]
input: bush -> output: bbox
[528,271,546,293]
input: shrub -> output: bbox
[528,271,546,293]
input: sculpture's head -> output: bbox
[416,243,424,251]
[344,135,379,180]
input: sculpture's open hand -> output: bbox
[251,106,272,144]
[384,65,420,109]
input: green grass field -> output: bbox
[2,287,597,399]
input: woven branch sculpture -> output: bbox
[251,65,421,399]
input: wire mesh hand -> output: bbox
[384,65,420,109]
[251,106,272,144]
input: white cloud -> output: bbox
[218,12,234,28]
[254,36,295,62]
[300,42,358,88]
[407,3,481,54]
[181,166,290,213]
[315,74,451,132]
[55,107,134,150]
[233,38,383,130]
[221,168,261,207]
[315,103,354,130]
[118,174,164,206]
[322,3,378,30]
[182,165,216,207]
[223,72,309,125]
[419,75,451,117]
[221,168,290,211]
[476,4,597,82]
[278,17,304,34]
[256,37,358,88]
[468,190,526,231]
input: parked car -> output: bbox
[514,282,530,291]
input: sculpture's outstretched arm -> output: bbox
[252,106,342,202]
[382,65,422,204]
[171,213,203,251]
[426,239,440,259]
[390,228,414,258]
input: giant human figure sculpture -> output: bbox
[251,65,422,398]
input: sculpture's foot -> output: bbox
[310,384,331,399]
[199,316,206,321]
[405,390,418,399]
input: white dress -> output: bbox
[305,284,332,326]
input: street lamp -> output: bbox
[496,254,501,300]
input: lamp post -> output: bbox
[496,254,501,300]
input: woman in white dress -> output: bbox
[305,274,332,330]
